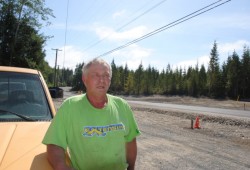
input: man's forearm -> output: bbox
[126,138,137,170]
[47,144,73,170]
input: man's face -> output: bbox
[82,63,111,96]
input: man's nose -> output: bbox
[98,75,105,81]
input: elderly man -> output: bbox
[43,58,141,170]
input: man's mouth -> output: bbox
[97,85,105,89]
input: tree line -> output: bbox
[1,1,250,100]
[71,42,250,100]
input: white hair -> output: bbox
[82,58,112,77]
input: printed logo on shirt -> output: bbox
[82,123,124,137]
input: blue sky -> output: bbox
[42,0,250,71]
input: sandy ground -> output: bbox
[53,88,250,170]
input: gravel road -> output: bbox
[53,87,250,170]
[133,107,250,170]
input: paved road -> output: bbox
[128,100,250,119]
[60,87,250,119]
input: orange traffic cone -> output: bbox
[194,116,200,129]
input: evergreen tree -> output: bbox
[177,67,184,95]
[110,59,122,93]
[207,41,221,98]
[123,63,129,91]
[72,63,84,91]
[186,67,198,96]
[144,65,153,95]
[124,71,135,95]
[158,69,166,94]
[182,67,188,95]
[110,59,116,92]
[62,68,73,86]
[240,46,250,98]
[198,64,207,96]
[152,67,160,94]
[226,51,241,98]
[118,66,125,93]
[134,62,144,95]
[165,64,173,94]
[169,69,176,95]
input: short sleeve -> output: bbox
[42,100,69,150]
[123,102,141,142]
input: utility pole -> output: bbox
[52,48,62,87]
[57,65,60,87]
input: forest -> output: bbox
[72,43,250,100]
[1,0,250,100]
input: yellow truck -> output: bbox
[0,66,56,170]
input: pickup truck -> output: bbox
[0,66,56,170]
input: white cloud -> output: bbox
[46,44,153,71]
[45,43,154,71]
[173,40,250,70]
[95,26,148,42]
[107,44,153,70]
[218,40,250,54]
[174,55,210,70]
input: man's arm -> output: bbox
[47,144,73,170]
[126,138,137,170]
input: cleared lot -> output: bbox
[133,107,250,170]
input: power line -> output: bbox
[116,0,167,32]
[62,0,70,85]
[62,0,70,70]
[96,0,231,58]
[82,0,167,52]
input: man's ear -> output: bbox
[82,75,86,85]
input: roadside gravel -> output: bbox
[126,96,250,169]
[133,108,250,170]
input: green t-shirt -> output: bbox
[43,94,141,170]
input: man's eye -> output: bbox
[91,74,110,79]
